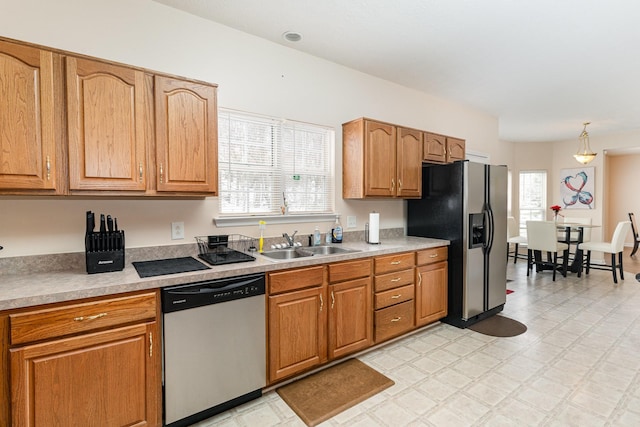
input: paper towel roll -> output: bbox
[368,212,380,244]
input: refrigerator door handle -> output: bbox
[485,206,495,253]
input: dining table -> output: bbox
[530,223,600,275]
[556,223,601,274]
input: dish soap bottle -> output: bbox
[313,226,321,246]
[332,215,343,243]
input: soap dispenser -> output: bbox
[332,215,343,243]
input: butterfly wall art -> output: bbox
[559,167,595,209]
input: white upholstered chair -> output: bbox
[579,221,631,284]
[526,221,569,281]
[507,216,527,264]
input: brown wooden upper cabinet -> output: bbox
[423,132,466,164]
[67,57,152,192]
[0,40,65,194]
[154,76,218,194]
[0,37,219,196]
[342,118,422,199]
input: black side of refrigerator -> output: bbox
[407,162,465,323]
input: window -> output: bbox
[218,109,334,215]
[519,170,547,236]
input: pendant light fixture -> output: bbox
[574,122,597,165]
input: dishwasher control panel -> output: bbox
[162,273,265,313]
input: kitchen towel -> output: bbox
[368,212,380,244]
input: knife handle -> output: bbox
[107,215,114,233]
[86,211,95,235]
[99,214,106,234]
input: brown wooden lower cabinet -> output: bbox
[11,322,158,427]
[416,261,448,327]
[328,277,373,360]
[268,285,327,383]
[3,291,161,427]
[416,247,449,327]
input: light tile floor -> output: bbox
[193,261,640,426]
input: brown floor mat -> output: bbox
[469,314,527,337]
[276,358,394,426]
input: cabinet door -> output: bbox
[0,41,62,192]
[364,120,396,197]
[10,322,160,427]
[416,261,448,326]
[328,277,373,360]
[447,137,466,162]
[155,76,218,194]
[396,127,422,198]
[268,286,327,383]
[423,132,447,163]
[67,57,151,191]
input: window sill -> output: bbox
[214,214,337,228]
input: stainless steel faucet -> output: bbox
[282,230,298,247]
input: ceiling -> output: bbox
[155,0,640,143]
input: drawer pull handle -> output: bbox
[391,317,402,322]
[390,261,401,265]
[73,312,107,322]
[139,162,144,182]
[429,254,438,258]
[391,294,402,299]
[391,277,401,282]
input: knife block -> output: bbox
[85,231,125,274]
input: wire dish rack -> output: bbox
[195,234,257,265]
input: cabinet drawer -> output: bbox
[10,292,157,345]
[374,252,415,274]
[374,284,414,310]
[374,268,414,292]
[374,300,414,343]
[328,259,371,283]
[416,246,448,266]
[268,266,324,295]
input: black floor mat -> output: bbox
[133,256,210,278]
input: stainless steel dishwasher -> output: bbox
[162,273,266,427]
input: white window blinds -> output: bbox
[218,109,335,215]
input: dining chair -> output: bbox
[507,216,527,264]
[579,221,631,284]
[628,213,640,257]
[526,220,569,281]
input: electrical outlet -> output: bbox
[347,215,357,228]
[171,222,184,240]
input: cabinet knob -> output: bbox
[391,317,402,322]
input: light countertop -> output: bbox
[0,236,448,311]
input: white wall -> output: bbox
[0,0,501,257]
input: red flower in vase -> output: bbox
[550,205,562,213]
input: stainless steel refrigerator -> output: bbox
[407,160,507,328]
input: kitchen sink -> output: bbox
[305,245,359,255]
[261,245,360,261]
